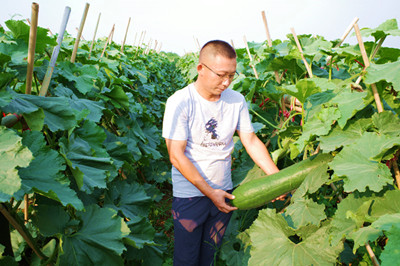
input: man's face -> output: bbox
[199,55,237,98]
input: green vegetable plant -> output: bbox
[220,18,400,265]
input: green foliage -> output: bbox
[221,18,400,266]
[1,16,400,265]
[0,19,185,265]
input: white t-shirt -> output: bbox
[162,83,254,197]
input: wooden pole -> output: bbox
[326,17,359,65]
[133,32,138,47]
[71,2,90,63]
[261,11,272,47]
[140,31,146,47]
[109,25,114,44]
[261,10,281,83]
[101,24,115,58]
[25,2,39,95]
[89,12,101,58]
[157,42,162,53]
[231,39,235,49]
[194,36,201,51]
[24,2,39,222]
[243,35,259,79]
[76,27,85,40]
[121,17,131,52]
[40,6,71,96]
[154,40,158,51]
[353,23,384,113]
[290,27,313,78]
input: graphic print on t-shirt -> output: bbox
[201,117,226,148]
[205,117,218,139]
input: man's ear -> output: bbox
[197,63,204,76]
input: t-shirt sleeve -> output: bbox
[162,95,189,140]
[236,96,254,133]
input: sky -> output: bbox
[1,0,400,55]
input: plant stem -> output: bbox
[249,108,280,130]
[0,203,48,261]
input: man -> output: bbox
[162,40,280,266]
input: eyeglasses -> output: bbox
[201,63,238,81]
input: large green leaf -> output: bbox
[329,147,393,192]
[18,131,83,210]
[5,20,56,54]
[57,205,129,266]
[52,84,106,123]
[59,120,117,192]
[319,118,371,152]
[330,89,371,128]
[364,61,400,92]
[281,79,321,103]
[360,18,400,40]
[285,198,326,228]
[328,194,370,245]
[350,213,400,257]
[98,85,130,109]
[376,214,400,266]
[0,126,33,202]
[104,180,152,220]
[3,94,78,131]
[123,216,156,249]
[292,105,340,157]
[369,190,400,218]
[57,61,98,95]
[372,110,400,137]
[247,208,342,265]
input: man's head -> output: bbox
[199,40,236,62]
[195,40,237,101]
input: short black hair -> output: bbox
[199,40,236,61]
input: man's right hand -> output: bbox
[208,189,238,213]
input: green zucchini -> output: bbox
[231,153,333,210]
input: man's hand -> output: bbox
[271,192,289,202]
[208,189,238,213]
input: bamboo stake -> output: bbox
[157,42,162,53]
[394,150,400,189]
[290,27,313,78]
[71,2,90,63]
[194,36,201,51]
[121,17,131,52]
[25,2,39,95]
[327,17,359,65]
[231,39,235,49]
[153,40,158,51]
[261,11,272,47]
[76,27,85,40]
[366,242,381,266]
[261,10,281,83]
[89,12,101,58]
[393,158,400,189]
[353,23,384,113]
[40,6,71,96]
[133,32,138,47]
[24,3,39,222]
[101,24,115,58]
[24,195,28,224]
[145,38,152,54]
[243,35,259,79]
[109,24,114,44]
